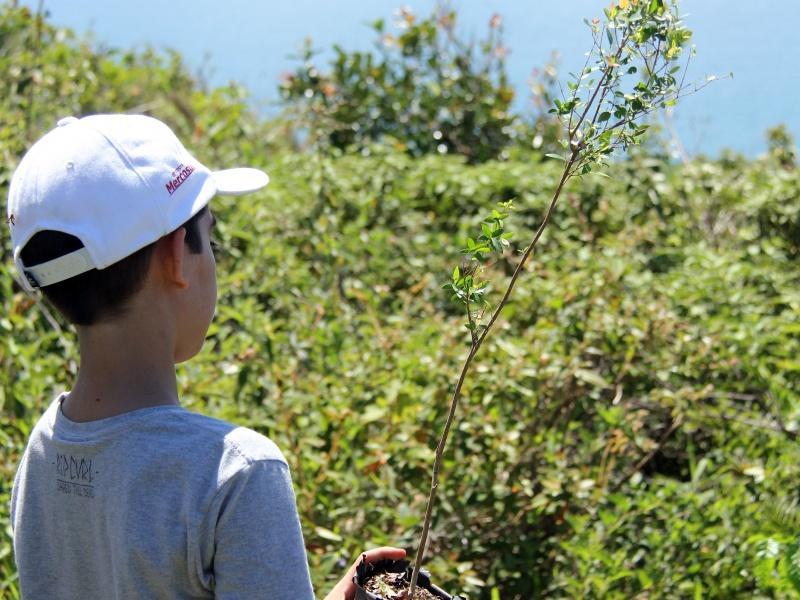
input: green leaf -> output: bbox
[598,406,623,426]
[545,153,567,162]
[783,538,800,592]
[315,526,343,542]
[575,369,609,389]
[362,405,387,423]
[753,537,781,588]
[693,581,703,600]
[453,266,460,283]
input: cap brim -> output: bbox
[212,168,269,196]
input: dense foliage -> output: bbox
[2,3,800,599]
[279,6,518,163]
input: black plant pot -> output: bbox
[353,558,463,600]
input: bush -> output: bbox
[278,6,517,163]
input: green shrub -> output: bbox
[278,6,517,163]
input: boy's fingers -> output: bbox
[328,548,406,600]
[360,546,407,564]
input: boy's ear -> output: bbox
[155,227,190,290]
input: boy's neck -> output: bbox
[62,316,180,423]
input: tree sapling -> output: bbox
[405,1,715,597]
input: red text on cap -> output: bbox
[165,164,195,195]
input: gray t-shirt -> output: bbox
[10,393,315,599]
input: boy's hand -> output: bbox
[322,546,407,600]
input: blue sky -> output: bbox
[21,0,800,157]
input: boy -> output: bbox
[7,114,404,599]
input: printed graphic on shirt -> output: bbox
[54,452,98,498]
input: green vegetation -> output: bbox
[1,3,799,599]
[280,6,515,163]
[408,4,698,595]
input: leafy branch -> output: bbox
[407,1,711,596]
[753,496,800,593]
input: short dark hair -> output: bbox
[20,205,209,326]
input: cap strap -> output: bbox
[24,247,95,288]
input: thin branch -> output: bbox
[474,153,577,350]
[698,411,798,442]
[609,417,682,493]
[601,76,715,135]
[678,46,692,92]
[569,25,603,135]
[24,0,45,141]
[570,70,608,141]
[465,287,477,345]
[408,150,579,597]
[588,74,614,132]
[628,398,797,441]
[570,32,629,140]
[11,275,64,336]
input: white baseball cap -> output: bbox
[7,114,269,292]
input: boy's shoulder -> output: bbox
[173,408,287,466]
[34,394,288,481]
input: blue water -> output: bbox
[20,0,800,158]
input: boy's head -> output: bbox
[18,206,209,326]
[7,114,268,337]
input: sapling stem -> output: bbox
[407,149,577,597]
[406,1,709,597]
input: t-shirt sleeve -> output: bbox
[210,459,315,599]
